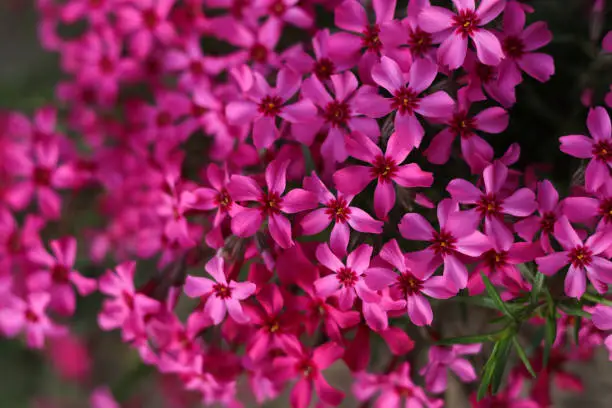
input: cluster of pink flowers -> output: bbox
[1,0,612,406]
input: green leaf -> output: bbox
[481,272,516,319]
[573,316,582,345]
[512,337,536,378]
[582,292,612,307]
[543,312,557,368]
[490,337,512,394]
[436,330,503,346]
[477,343,499,401]
[531,272,545,304]
[558,302,591,318]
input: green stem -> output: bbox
[582,292,612,307]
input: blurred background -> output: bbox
[1,0,612,407]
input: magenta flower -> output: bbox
[425,89,509,172]
[225,67,316,150]
[184,256,256,325]
[353,362,444,408]
[116,0,176,58]
[98,262,160,331]
[245,284,300,362]
[419,0,506,69]
[514,180,563,253]
[356,56,455,148]
[559,107,612,192]
[330,0,398,82]
[462,51,521,108]
[333,131,434,220]
[272,340,344,408]
[563,184,612,232]
[471,375,540,408]
[536,216,612,298]
[498,1,554,82]
[294,71,381,162]
[228,159,318,248]
[591,305,612,360]
[164,35,226,89]
[27,237,97,316]
[300,172,383,257]
[0,292,65,349]
[447,161,537,243]
[189,163,238,248]
[420,344,481,393]
[378,239,455,326]
[258,0,313,28]
[399,199,491,290]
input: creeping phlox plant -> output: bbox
[2,0,612,406]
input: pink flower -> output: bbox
[591,305,612,360]
[90,387,120,408]
[425,89,509,171]
[228,159,318,248]
[498,1,554,82]
[447,161,537,243]
[189,164,238,248]
[559,107,612,192]
[514,180,563,253]
[314,243,393,330]
[419,0,506,69]
[420,344,481,393]
[330,0,398,82]
[0,292,65,349]
[293,71,381,162]
[225,67,316,150]
[300,172,383,257]
[164,35,226,89]
[272,340,344,408]
[184,256,256,324]
[536,216,612,298]
[471,374,539,407]
[377,239,455,326]
[399,199,491,289]
[562,182,612,233]
[333,131,434,220]
[353,362,444,408]
[27,236,97,316]
[356,56,455,148]
[117,0,176,58]
[461,51,521,108]
[98,262,160,331]
[258,0,313,28]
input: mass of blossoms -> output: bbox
[1,0,612,406]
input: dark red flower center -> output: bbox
[362,24,382,53]
[484,250,509,270]
[213,283,233,299]
[593,140,612,162]
[266,318,281,333]
[394,385,414,398]
[189,60,205,76]
[326,197,351,223]
[392,87,421,116]
[314,58,335,81]
[156,111,173,127]
[269,0,286,16]
[475,63,498,83]
[142,8,159,30]
[540,212,556,233]
[249,43,268,64]
[431,229,457,255]
[296,359,316,379]
[336,267,358,288]
[477,193,502,217]
[25,309,39,323]
[407,28,433,56]
[371,155,399,183]
[323,100,350,127]
[599,198,612,224]
[502,36,525,59]
[215,189,233,212]
[7,232,22,254]
[397,272,423,296]
[449,113,476,138]
[260,191,283,215]
[99,55,114,74]
[568,245,593,268]
[51,264,70,283]
[452,9,481,38]
[231,0,251,18]
[258,95,283,117]
[191,102,207,118]
[122,291,135,309]
[90,0,104,8]
[33,167,52,186]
